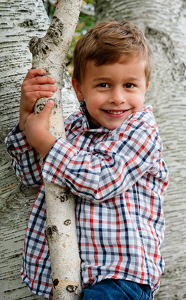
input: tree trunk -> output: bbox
[0,0,79,299]
[30,1,82,299]
[95,1,186,299]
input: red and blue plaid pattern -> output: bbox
[5,104,168,298]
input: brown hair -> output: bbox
[72,21,152,84]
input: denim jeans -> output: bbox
[81,279,152,300]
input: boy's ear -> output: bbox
[72,78,84,101]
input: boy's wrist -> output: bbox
[36,132,56,158]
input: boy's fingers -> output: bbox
[25,76,56,86]
[29,91,55,101]
[24,84,57,92]
[25,69,46,79]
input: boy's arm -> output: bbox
[5,100,56,186]
[42,117,168,202]
[5,68,57,186]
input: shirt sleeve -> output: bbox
[42,118,165,202]
[5,124,42,186]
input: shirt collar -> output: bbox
[79,101,154,134]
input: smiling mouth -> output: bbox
[103,109,131,115]
[106,110,127,114]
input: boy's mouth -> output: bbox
[103,109,131,116]
[106,110,128,115]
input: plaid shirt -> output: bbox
[5,103,168,299]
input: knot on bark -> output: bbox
[35,99,47,113]
[29,36,49,57]
[57,188,71,202]
[66,285,78,293]
[45,225,59,240]
[29,16,64,59]
[53,278,59,287]
[64,219,71,226]
[47,16,64,46]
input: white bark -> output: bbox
[30,1,82,299]
[0,0,79,299]
[95,0,186,299]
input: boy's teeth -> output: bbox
[107,110,124,114]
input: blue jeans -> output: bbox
[81,279,152,300]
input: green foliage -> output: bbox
[67,10,95,74]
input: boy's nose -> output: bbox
[109,88,125,105]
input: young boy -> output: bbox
[5,21,168,299]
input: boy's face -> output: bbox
[72,55,149,130]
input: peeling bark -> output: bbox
[95,1,186,299]
[29,1,82,299]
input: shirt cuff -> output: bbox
[5,124,32,154]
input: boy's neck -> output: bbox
[85,106,100,129]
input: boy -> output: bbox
[5,21,168,299]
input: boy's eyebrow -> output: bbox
[93,77,111,82]
[93,76,141,82]
[124,77,141,82]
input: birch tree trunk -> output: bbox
[95,1,186,299]
[30,1,82,299]
[0,0,79,299]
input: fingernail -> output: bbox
[48,100,54,106]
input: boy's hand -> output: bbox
[24,100,56,158]
[19,69,57,130]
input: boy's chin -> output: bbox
[103,121,126,130]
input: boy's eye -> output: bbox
[98,83,109,88]
[125,83,135,88]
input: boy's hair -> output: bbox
[72,21,152,84]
